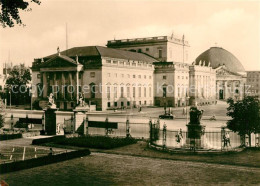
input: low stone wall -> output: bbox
[0,149,91,174]
[22,131,41,138]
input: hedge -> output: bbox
[0,133,22,141]
[32,135,65,145]
[54,136,137,149]
[0,149,91,174]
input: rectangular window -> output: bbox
[149,76,152,79]
[133,75,136,78]
[163,75,166,80]
[121,101,124,107]
[149,87,152,97]
[163,87,167,97]
[133,87,136,98]
[159,49,162,58]
[146,48,149,52]
[107,87,110,99]
[127,87,130,97]
[144,101,147,105]
[139,87,141,97]
[127,101,130,106]
[90,72,95,78]
[113,60,117,64]
[121,87,124,98]
[106,60,111,63]
[114,87,117,98]
[127,74,130,78]
[121,74,124,78]
[114,102,118,107]
[90,84,95,98]
[115,73,117,77]
[107,102,111,107]
[144,87,146,97]
[144,75,146,79]
[138,75,141,79]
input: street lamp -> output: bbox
[9,89,11,110]
[186,95,190,125]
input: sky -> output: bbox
[0,0,259,71]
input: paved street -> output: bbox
[1,152,260,185]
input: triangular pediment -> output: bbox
[215,66,242,77]
[40,55,77,68]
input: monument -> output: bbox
[73,94,90,132]
[44,93,58,135]
[186,106,205,149]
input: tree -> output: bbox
[5,64,31,105]
[0,0,41,27]
[226,96,260,146]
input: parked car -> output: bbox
[159,114,174,119]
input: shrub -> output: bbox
[32,99,42,110]
[0,114,4,128]
[14,121,28,129]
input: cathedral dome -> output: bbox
[195,47,245,73]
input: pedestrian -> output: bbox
[225,132,231,147]
[48,148,54,156]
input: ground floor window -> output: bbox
[114,102,118,107]
[121,101,124,107]
[107,102,110,108]
[127,101,130,106]
[139,101,142,105]
[144,101,146,105]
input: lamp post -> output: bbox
[186,95,190,125]
[9,89,11,110]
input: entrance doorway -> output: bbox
[219,89,224,99]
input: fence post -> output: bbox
[221,127,225,151]
[42,114,45,131]
[105,116,108,136]
[126,116,130,138]
[11,114,13,130]
[71,115,74,133]
[149,118,153,144]
[163,123,167,149]
[84,115,89,136]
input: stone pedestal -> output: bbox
[44,108,58,135]
[186,124,205,149]
[73,106,89,131]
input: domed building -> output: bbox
[195,47,246,100]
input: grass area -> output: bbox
[43,136,137,149]
[93,141,260,168]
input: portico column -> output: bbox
[62,72,65,99]
[224,81,227,99]
[76,70,79,104]
[43,72,47,97]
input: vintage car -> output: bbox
[159,114,175,119]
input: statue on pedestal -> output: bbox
[189,106,204,125]
[47,93,56,109]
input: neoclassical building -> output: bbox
[195,47,246,101]
[31,46,156,110]
[31,35,247,111]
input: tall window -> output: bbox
[107,86,110,99]
[144,87,146,97]
[90,83,96,98]
[121,87,124,98]
[159,49,162,58]
[114,86,117,98]
[139,87,141,97]
[163,86,167,97]
[127,87,130,97]
[149,87,152,97]
[133,87,136,98]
